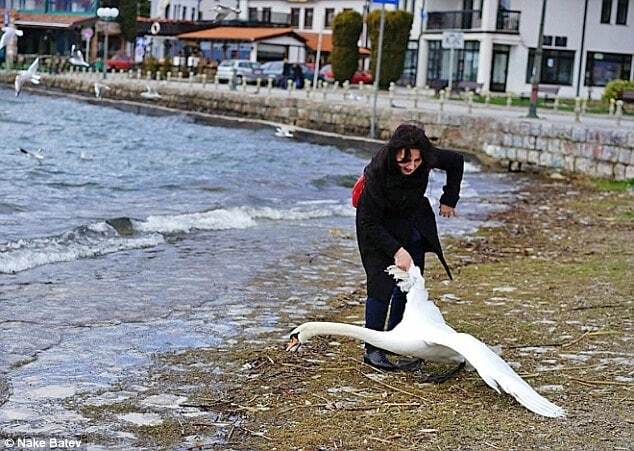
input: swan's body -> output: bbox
[288,265,565,418]
[140,84,161,99]
[19,147,44,162]
[0,25,23,50]
[275,125,294,138]
[14,57,40,96]
[69,45,89,67]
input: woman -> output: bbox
[356,122,464,370]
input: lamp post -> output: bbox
[527,0,547,119]
[97,7,119,80]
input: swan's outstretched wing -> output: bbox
[426,328,565,418]
[27,57,39,76]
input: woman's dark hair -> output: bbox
[365,122,434,181]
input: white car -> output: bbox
[216,59,263,84]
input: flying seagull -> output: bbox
[274,125,295,138]
[19,147,44,163]
[69,44,90,67]
[0,25,23,50]
[213,4,241,21]
[140,84,161,99]
[287,264,565,418]
[15,57,41,96]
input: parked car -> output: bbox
[319,64,373,84]
[261,61,322,88]
[106,54,133,71]
[216,59,263,84]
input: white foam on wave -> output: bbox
[0,233,164,274]
[134,203,354,234]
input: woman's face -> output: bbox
[395,148,422,176]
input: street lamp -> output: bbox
[96,7,119,80]
[527,0,547,119]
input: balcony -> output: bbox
[247,10,290,26]
[0,0,96,14]
[427,10,482,31]
[496,9,520,32]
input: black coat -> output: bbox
[356,145,464,301]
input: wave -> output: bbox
[0,202,353,273]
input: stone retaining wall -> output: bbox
[2,72,632,180]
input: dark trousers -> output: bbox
[364,241,424,352]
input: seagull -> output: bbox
[0,25,23,50]
[69,44,90,67]
[14,57,40,96]
[140,84,161,99]
[94,82,111,99]
[19,147,44,162]
[287,264,565,418]
[213,4,241,21]
[274,125,295,138]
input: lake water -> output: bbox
[0,87,517,445]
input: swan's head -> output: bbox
[285,323,316,352]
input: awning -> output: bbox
[299,31,370,55]
[178,26,306,43]
[7,11,95,29]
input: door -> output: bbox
[490,44,510,92]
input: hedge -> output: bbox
[603,79,634,102]
[331,10,363,83]
[367,9,413,89]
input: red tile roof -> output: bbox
[179,26,305,42]
[299,31,370,55]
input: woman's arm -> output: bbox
[429,147,464,208]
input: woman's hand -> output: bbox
[439,204,456,218]
[394,247,412,271]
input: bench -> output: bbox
[520,85,560,102]
[428,79,448,95]
[621,89,634,102]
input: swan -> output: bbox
[287,265,565,418]
[14,57,40,96]
[18,147,44,162]
[0,25,23,50]
[274,125,294,138]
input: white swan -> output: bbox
[287,265,565,418]
[14,57,40,96]
[69,44,90,68]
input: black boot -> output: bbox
[363,348,397,370]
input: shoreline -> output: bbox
[68,171,633,449]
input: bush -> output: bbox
[331,10,363,83]
[367,9,413,89]
[603,79,634,101]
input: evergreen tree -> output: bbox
[367,9,413,89]
[331,10,363,83]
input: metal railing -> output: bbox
[496,9,521,32]
[427,10,482,30]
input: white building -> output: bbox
[147,0,634,97]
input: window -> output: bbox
[191,8,196,20]
[290,8,300,27]
[585,52,632,86]
[554,36,567,47]
[616,0,629,24]
[601,0,612,23]
[427,40,480,84]
[248,7,258,22]
[542,35,553,46]
[304,8,313,29]
[325,8,335,28]
[182,6,187,20]
[262,7,271,23]
[526,48,575,85]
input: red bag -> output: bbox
[351,174,365,208]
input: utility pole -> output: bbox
[576,0,589,98]
[527,0,547,119]
[369,2,386,139]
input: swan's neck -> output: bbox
[301,322,391,349]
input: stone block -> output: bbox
[547,138,560,153]
[529,122,542,136]
[502,134,513,146]
[523,136,536,149]
[596,162,614,178]
[551,154,565,169]
[599,146,619,162]
[626,165,634,180]
[536,136,549,151]
[575,157,595,175]
[516,148,528,161]
[506,147,517,160]
[614,164,626,180]
[564,155,575,172]
[512,135,523,147]
[571,128,587,142]
[610,130,628,146]
[528,150,540,164]
[539,152,553,166]
[561,140,578,156]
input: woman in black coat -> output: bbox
[356,122,464,370]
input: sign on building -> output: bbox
[442,31,464,49]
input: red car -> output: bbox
[106,54,133,71]
[319,64,373,84]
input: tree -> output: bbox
[331,10,363,83]
[117,0,138,43]
[367,9,413,89]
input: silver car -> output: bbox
[216,59,263,84]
